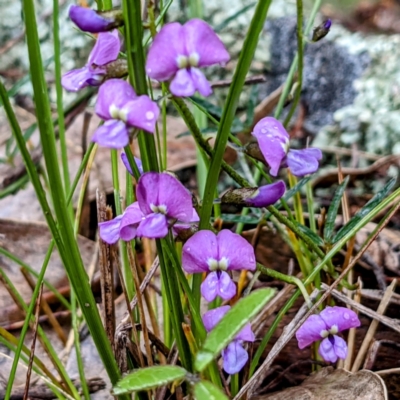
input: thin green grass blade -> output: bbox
[324,176,349,243]
[194,380,229,400]
[20,0,121,385]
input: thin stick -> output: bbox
[23,283,43,400]
[128,245,153,366]
[20,268,67,345]
[351,279,397,372]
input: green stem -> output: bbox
[199,0,273,229]
[284,0,304,127]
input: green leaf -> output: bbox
[333,178,396,243]
[190,96,245,133]
[324,176,349,243]
[194,288,275,372]
[292,220,324,247]
[112,366,187,395]
[219,214,261,225]
[194,380,229,400]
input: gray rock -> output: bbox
[260,16,370,135]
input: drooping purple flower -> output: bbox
[69,5,124,33]
[146,19,230,97]
[221,181,286,208]
[62,30,120,92]
[172,207,199,237]
[92,79,160,148]
[121,152,143,176]
[99,202,144,244]
[203,306,255,374]
[182,230,256,302]
[252,117,322,177]
[296,306,360,363]
[136,172,194,239]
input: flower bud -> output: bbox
[221,181,286,208]
[69,6,124,33]
[312,19,331,42]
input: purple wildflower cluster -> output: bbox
[64,5,345,375]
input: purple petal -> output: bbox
[295,314,327,349]
[332,335,348,360]
[246,181,286,207]
[119,202,144,241]
[95,79,137,120]
[182,230,219,274]
[170,68,196,97]
[146,22,184,81]
[319,306,360,333]
[216,230,256,271]
[183,19,230,67]
[202,305,230,332]
[172,207,199,236]
[201,271,236,301]
[319,337,339,363]
[125,95,160,133]
[217,271,237,300]
[201,271,220,302]
[88,30,120,66]
[136,172,160,215]
[69,5,112,33]
[236,323,255,342]
[98,215,123,244]
[222,341,248,375]
[121,153,143,175]
[157,173,193,221]
[191,68,212,97]
[286,148,322,177]
[92,120,129,148]
[62,67,102,92]
[252,117,289,176]
[136,213,168,239]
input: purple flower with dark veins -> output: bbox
[93,79,159,148]
[203,306,255,374]
[99,202,144,244]
[69,5,124,33]
[146,19,230,97]
[182,230,256,302]
[136,172,194,239]
[62,30,120,92]
[252,117,322,177]
[296,306,360,363]
[121,152,143,176]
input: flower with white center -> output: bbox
[146,19,230,97]
[182,230,256,301]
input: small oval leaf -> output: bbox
[194,288,275,372]
[112,366,187,395]
[194,380,229,400]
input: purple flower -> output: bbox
[136,172,194,239]
[92,79,160,148]
[121,152,143,176]
[296,306,360,363]
[252,117,322,177]
[69,5,124,33]
[146,19,230,97]
[182,230,256,302]
[172,207,199,237]
[203,306,255,374]
[62,30,120,92]
[221,181,286,208]
[99,202,144,244]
